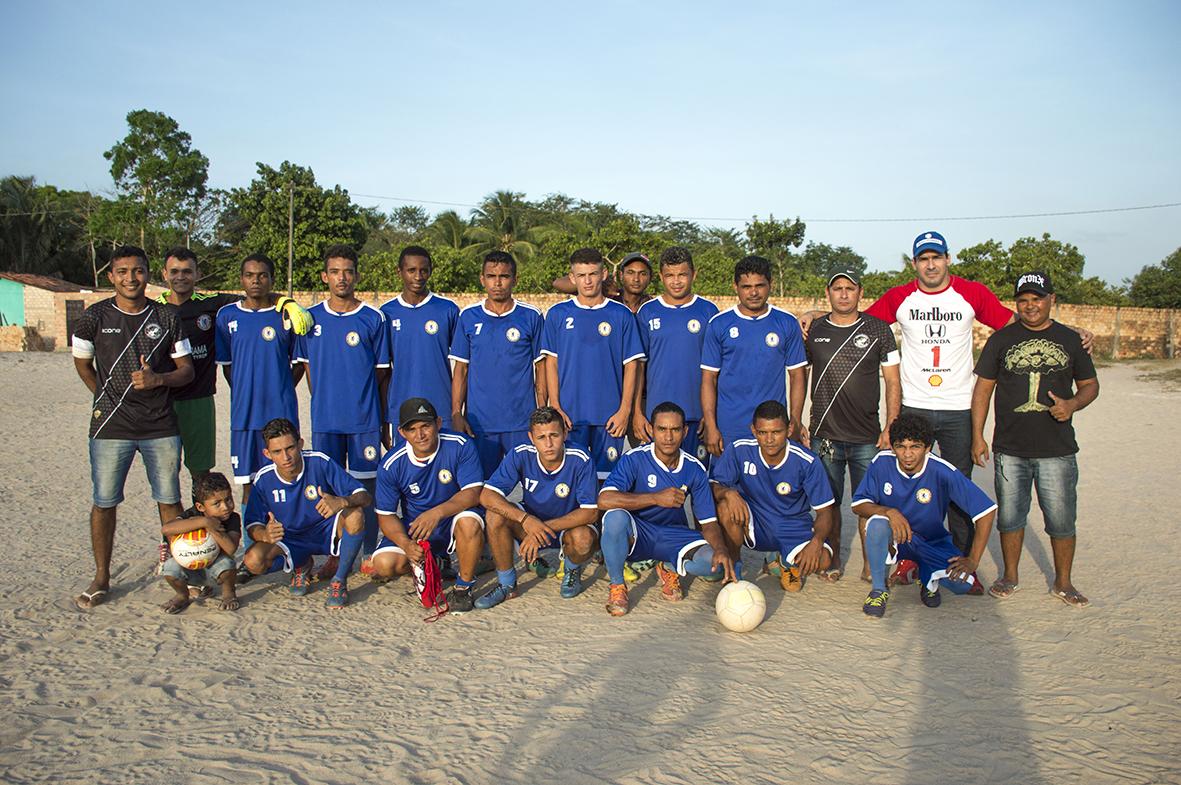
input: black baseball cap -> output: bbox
[827,266,861,287]
[398,397,438,429]
[620,252,652,271]
[1014,271,1054,296]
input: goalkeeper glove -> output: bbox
[276,295,314,335]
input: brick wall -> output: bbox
[22,286,57,346]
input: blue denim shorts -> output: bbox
[160,553,236,584]
[993,452,1078,538]
[89,436,182,508]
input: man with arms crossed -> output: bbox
[295,244,389,576]
[72,245,194,609]
[238,418,371,608]
[852,412,997,618]
[805,267,901,582]
[598,402,736,616]
[380,246,459,443]
[370,399,486,613]
[701,255,808,455]
[711,401,837,591]
[541,247,645,479]
[972,272,1098,607]
[634,246,720,462]
[215,253,303,503]
[450,250,546,477]
[476,407,601,607]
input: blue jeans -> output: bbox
[816,439,877,504]
[993,453,1078,539]
[900,406,974,554]
[89,436,182,508]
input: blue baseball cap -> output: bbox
[912,231,948,258]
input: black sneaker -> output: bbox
[920,586,942,608]
[448,586,474,613]
[862,589,889,618]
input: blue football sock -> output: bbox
[563,555,581,572]
[866,516,892,592]
[682,546,722,578]
[497,568,517,588]
[333,527,364,584]
[601,510,631,585]
[455,577,475,589]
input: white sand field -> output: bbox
[0,353,1177,785]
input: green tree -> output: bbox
[425,210,470,251]
[956,233,1125,304]
[1127,248,1181,309]
[0,176,102,284]
[799,242,867,278]
[744,215,808,297]
[464,190,550,261]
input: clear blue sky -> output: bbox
[2,1,1178,284]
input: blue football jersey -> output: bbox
[600,444,717,529]
[852,451,997,542]
[701,306,808,441]
[710,438,835,540]
[244,452,365,534]
[637,295,719,422]
[380,293,459,428]
[295,302,390,434]
[214,303,299,431]
[449,299,544,434]
[485,442,599,521]
[540,298,645,426]
[375,430,484,521]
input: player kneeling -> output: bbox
[851,412,997,617]
[238,418,372,608]
[710,401,837,591]
[476,407,600,609]
[370,399,486,613]
[160,472,241,613]
[598,402,735,616]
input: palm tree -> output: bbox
[464,190,552,261]
[425,210,470,251]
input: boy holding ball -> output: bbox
[160,472,241,613]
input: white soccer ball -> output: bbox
[170,529,220,570]
[715,580,767,632]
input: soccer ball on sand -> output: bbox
[170,529,220,570]
[715,580,767,632]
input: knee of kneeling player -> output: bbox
[340,506,365,535]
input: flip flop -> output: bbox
[75,589,108,610]
[162,596,191,614]
[1052,588,1090,608]
[817,568,843,583]
[989,579,1020,599]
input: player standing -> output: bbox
[294,244,389,573]
[215,253,302,503]
[633,247,719,461]
[541,247,645,479]
[700,255,808,455]
[450,250,545,476]
[380,246,459,443]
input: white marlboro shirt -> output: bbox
[865,275,1012,410]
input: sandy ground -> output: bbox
[0,353,1177,785]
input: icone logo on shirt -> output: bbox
[506,327,521,342]
[765,333,780,348]
[261,326,276,341]
[346,331,360,347]
[687,319,701,334]
[424,320,439,335]
[197,314,212,332]
[598,321,612,337]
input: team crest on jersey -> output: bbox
[597,321,612,337]
[853,333,870,349]
[883,482,893,496]
[261,326,277,341]
[346,331,360,347]
[607,446,618,461]
[729,326,740,339]
[776,482,792,496]
[928,374,943,387]
[424,320,439,335]
[915,488,932,504]
[506,327,521,342]
[765,332,780,348]
[144,323,163,340]
[363,445,377,461]
[438,468,453,484]
[304,485,319,500]
[687,319,701,334]
[697,444,708,460]
[93,408,102,419]
[554,482,570,498]
[197,314,213,331]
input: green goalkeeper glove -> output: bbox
[276,295,314,335]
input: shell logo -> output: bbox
[928,374,943,387]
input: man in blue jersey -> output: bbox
[295,244,389,574]
[711,400,837,591]
[634,247,719,463]
[598,402,736,616]
[542,247,645,479]
[852,412,997,617]
[380,246,459,446]
[370,398,486,613]
[215,253,303,502]
[239,418,372,608]
[475,407,600,608]
[701,255,808,455]
[450,251,546,476]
